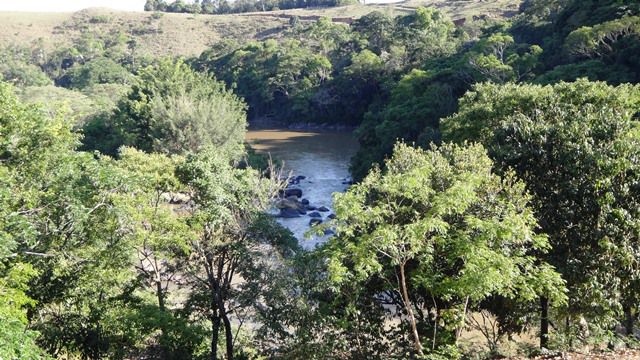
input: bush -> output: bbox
[89,15,110,24]
[0,61,52,87]
[88,59,247,156]
[64,57,133,90]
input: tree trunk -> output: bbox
[156,271,167,358]
[222,313,234,360]
[211,316,221,360]
[156,278,165,311]
[455,296,469,344]
[540,296,549,349]
[399,262,424,356]
[625,306,634,336]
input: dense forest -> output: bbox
[2,0,640,358]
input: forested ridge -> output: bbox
[2,0,640,358]
[143,0,357,15]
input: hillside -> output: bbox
[0,8,285,57]
[0,0,522,57]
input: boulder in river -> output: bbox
[308,211,322,218]
[328,213,336,219]
[277,198,304,211]
[281,188,303,198]
[278,208,301,218]
[323,229,335,235]
[296,175,306,181]
[309,218,322,226]
[318,206,330,212]
[306,205,316,211]
[301,198,310,205]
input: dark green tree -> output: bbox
[442,79,640,348]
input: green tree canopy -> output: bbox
[326,142,566,356]
[95,59,247,156]
[442,79,640,345]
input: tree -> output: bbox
[64,57,133,90]
[326,142,566,356]
[0,60,52,87]
[442,79,640,348]
[0,263,47,359]
[0,81,156,357]
[201,39,332,122]
[467,32,543,83]
[352,11,394,55]
[350,68,465,181]
[99,59,247,156]
[393,7,460,68]
[175,146,295,360]
[565,16,640,59]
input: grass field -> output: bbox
[0,8,286,57]
[0,0,521,58]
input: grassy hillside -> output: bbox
[0,0,521,58]
[0,8,286,57]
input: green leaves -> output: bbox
[443,78,640,336]
[566,16,640,58]
[93,59,247,156]
[0,263,48,360]
[325,142,564,352]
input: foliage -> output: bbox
[0,263,48,359]
[87,59,247,156]
[175,145,297,359]
[442,79,640,345]
[0,60,52,87]
[199,38,333,121]
[350,66,468,181]
[144,0,356,15]
[63,57,133,90]
[325,142,566,356]
[0,81,145,357]
[198,8,462,126]
[18,83,129,127]
[4,0,640,356]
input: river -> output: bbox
[245,128,359,249]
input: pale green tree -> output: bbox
[325,142,566,357]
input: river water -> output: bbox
[245,129,359,249]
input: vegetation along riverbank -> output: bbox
[1,0,640,358]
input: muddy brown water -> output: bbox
[246,128,359,249]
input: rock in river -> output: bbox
[309,218,322,226]
[278,208,301,218]
[281,188,303,198]
[318,206,330,212]
[277,198,304,211]
[308,211,322,218]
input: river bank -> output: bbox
[249,116,358,132]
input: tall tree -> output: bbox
[325,142,566,356]
[176,146,295,360]
[442,79,640,347]
[93,59,247,156]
